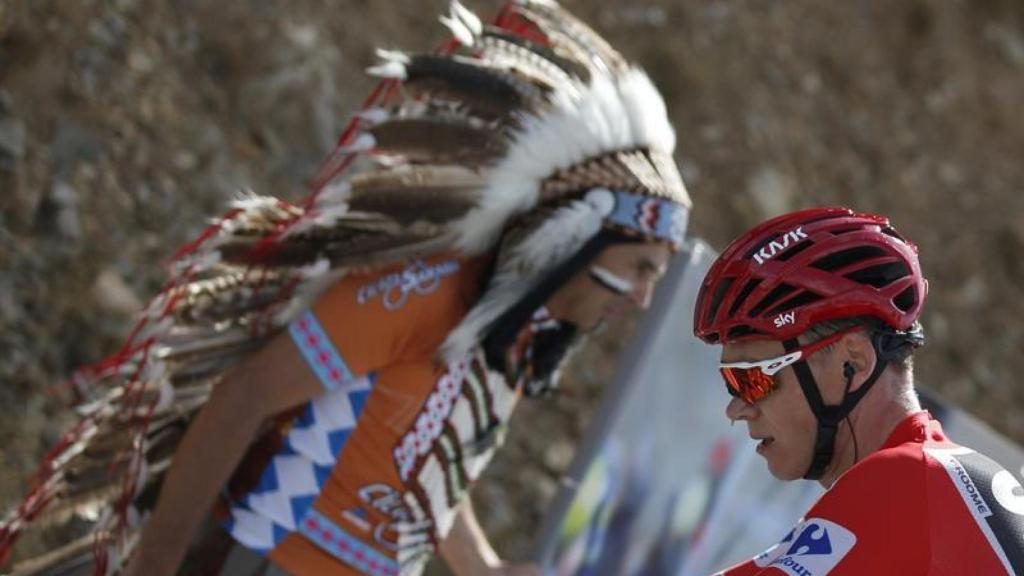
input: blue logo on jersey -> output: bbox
[357,259,460,310]
[785,522,833,556]
[756,518,856,576]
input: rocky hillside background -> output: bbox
[1,0,1023,572]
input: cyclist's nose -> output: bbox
[726,396,758,422]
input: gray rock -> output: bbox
[92,267,143,316]
[173,150,199,171]
[0,274,16,326]
[87,13,128,50]
[50,180,83,240]
[70,46,108,100]
[985,24,1024,68]
[746,165,798,220]
[705,2,733,25]
[52,117,104,176]
[602,6,668,28]
[0,118,26,166]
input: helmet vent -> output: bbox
[893,286,917,312]
[707,277,734,324]
[881,226,907,242]
[829,227,862,236]
[728,278,762,318]
[844,261,911,289]
[749,283,797,317]
[810,246,887,272]
[764,290,823,317]
[775,240,813,262]
[727,325,763,340]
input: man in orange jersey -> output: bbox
[138,238,673,576]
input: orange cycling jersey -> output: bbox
[223,253,529,575]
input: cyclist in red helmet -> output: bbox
[694,207,1024,575]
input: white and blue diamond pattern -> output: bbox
[226,372,375,551]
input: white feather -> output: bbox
[337,132,377,154]
[355,107,390,125]
[506,197,605,274]
[442,198,604,361]
[133,316,175,344]
[366,61,407,79]
[451,1,483,36]
[283,203,350,237]
[297,258,331,280]
[282,188,345,239]
[281,216,317,238]
[584,187,616,216]
[315,180,352,206]
[143,293,170,320]
[616,68,676,153]
[313,203,351,226]
[282,217,313,237]
[142,379,176,416]
[375,48,411,64]
[440,15,475,47]
[49,428,94,469]
[367,49,409,80]
[454,67,675,253]
[140,359,167,387]
[228,194,280,212]
[171,249,222,275]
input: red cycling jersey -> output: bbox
[718,412,1024,576]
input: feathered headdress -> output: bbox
[360,0,692,359]
[0,1,689,573]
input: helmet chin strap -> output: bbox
[783,338,889,480]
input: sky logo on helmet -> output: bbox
[774,311,796,328]
[753,227,809,264]
[753,518,857,576]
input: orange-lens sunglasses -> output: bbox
[719,327,859,404]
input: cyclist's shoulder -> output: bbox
[809,444,930,521]
[830,413,952,492]
[837,442,929,488]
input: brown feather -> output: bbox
[323,233,454,270]
[401,54,540,120]
[480,27,590,84]
[369,117,505,166]
[348,165,483,225]
[513,4,627,74]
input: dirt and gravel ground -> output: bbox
[1,0,1022,572]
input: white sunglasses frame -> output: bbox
[719,351,806,377]
[717,327,860,378]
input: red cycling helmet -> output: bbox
[694,207,927,344]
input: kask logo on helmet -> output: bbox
[753,227,809,265]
